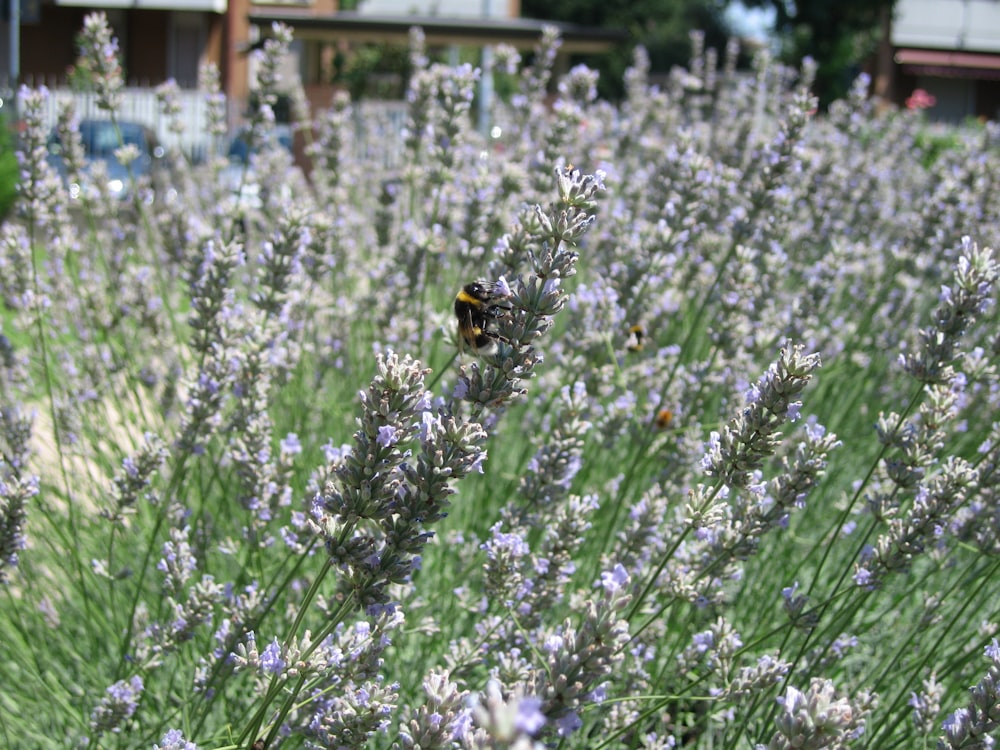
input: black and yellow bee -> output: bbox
[454,280,513,358]
[626,324,645,352]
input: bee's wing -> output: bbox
[461,304,475,331]
[457,304,474,353]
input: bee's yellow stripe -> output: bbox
[456,290,482,307]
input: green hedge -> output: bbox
[0,115,19,221]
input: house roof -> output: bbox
[247,12,628,53]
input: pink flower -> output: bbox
[905,88,936,110]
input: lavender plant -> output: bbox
[2,14,1000,750]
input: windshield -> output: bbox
[78,121,147,158]
[227,128,293,164]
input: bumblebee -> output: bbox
[654,408,674,430]
[455,280,513,358]
[626,324,645,352]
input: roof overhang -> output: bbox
[248,12,628,53]
[56,0,225,12]
[895,47,1000,79]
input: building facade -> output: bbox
[0,0,525,102]
[888,0,1000,121]
[2,0,224,89]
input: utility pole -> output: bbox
[7,0,19,122]
[8,0,18,80]
[478,0,493,135]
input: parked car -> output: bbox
[47,119,166,201]
[219,124,295,212]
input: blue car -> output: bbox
[219,124,295,212]
[47,119,166,201]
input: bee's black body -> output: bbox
[626,324,645,352]
[454,281,512,357]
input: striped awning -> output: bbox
[248,12,627,53]
[895,48,1000,78]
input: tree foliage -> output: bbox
[743,0,895,105]
[521,0,735,100]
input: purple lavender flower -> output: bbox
[154,729,199,750]
[556,711,583,736]
[0,473,36,583]
[89,675,143,735]
[261,638,286,675]
[376,424,399,448]
[938,638,1000,748]
[77,13,124,111]
[600,563,630,594]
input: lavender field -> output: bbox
[2,14,1000,749]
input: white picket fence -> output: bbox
[8,82,409,167]
[13,84,219,161]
